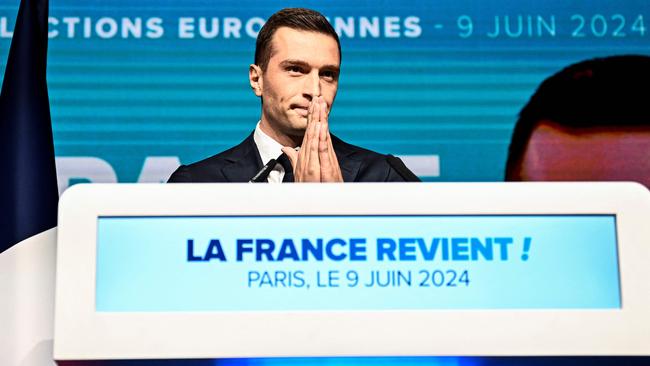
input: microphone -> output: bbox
[386,155,421,182]
[249,158,277,183]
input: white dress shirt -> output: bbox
[253,122,286,183]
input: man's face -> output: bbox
[253,27,340,142]
[511,120,650,188]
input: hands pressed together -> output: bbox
[281,96,344,182]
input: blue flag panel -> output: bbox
[0,0,58,253]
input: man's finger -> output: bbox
[319,96,327,122]
[294,100,321,182]
[318,98,343,182]
[281,146,299,169]
[327,131,343,181]
[323,130,343,182]
[306,102,322,180]
[318,117,334,180]
[318,98,331,177]
[296,101,315,179]
[299,101,314,154]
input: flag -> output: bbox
[0,0,58,253]
[0,2,58,363]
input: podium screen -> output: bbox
[96,214,620,312]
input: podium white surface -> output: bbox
[53,183,650,361]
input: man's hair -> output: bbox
[504,55,650,180]
[254,8,341,71]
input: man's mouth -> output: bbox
[291,105,309,117]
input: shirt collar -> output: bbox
[253,121,284,165]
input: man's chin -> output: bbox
[287,117,308,133]
[282,127,305,142]
[287,127,306,137]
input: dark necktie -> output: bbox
[276,153,294,183]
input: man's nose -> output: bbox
[303,71,321,100]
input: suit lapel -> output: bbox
[221,133,264,182]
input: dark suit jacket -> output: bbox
[168,133,415,182]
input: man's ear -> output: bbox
[249,64,263,97]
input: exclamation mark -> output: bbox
[521,237,532,261]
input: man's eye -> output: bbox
[321,71,337,80]
[287,66,303,73]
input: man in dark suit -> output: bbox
[169,8,418,183]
